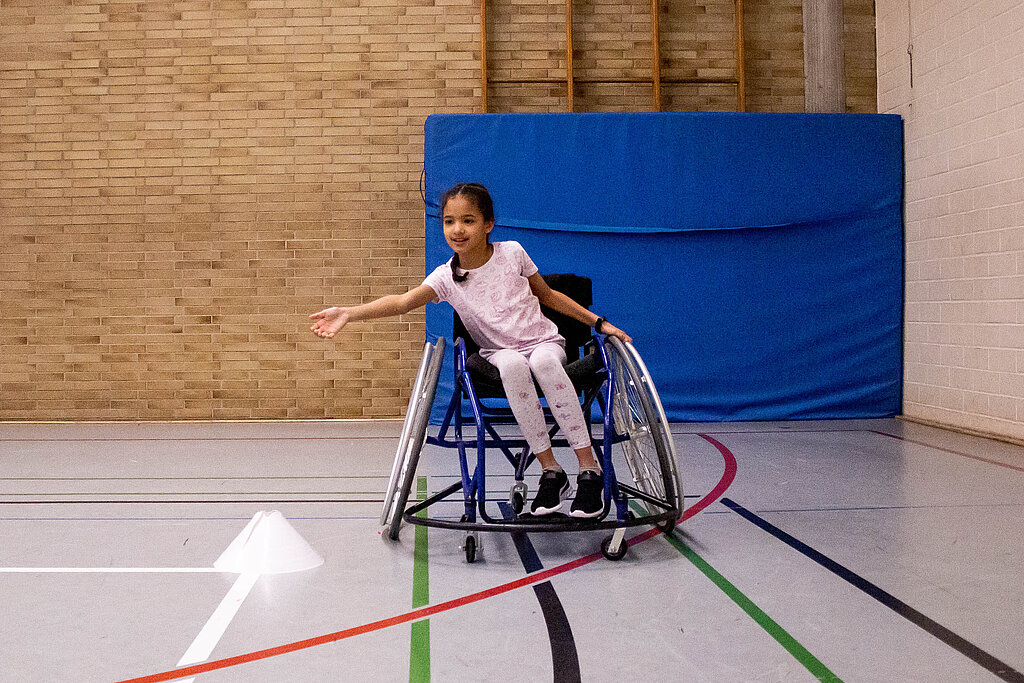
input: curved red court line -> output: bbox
[115,433,738,683]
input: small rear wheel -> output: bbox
[601,534,627,561]
[464,535,477,563]
[657,518,677,534]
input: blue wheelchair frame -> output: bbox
[402,334,680,534]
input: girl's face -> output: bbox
[442,194,493,260]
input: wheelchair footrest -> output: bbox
[404,512,652,534]
[515,511,571,522]
[403,488,678,534]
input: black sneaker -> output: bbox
[531,469,570,515]
[569,470,604,518]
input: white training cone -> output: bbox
[214,511,324,574]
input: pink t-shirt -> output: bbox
[423,241,564,359]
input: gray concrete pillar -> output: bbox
[803,0,846,112]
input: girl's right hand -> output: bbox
[309,307,350,338]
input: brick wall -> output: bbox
[877,0,1024,441]
[1,0,876,421]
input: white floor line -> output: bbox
[0,567,222,573]
[175,571,261,682]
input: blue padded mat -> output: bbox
[422,113,903,422]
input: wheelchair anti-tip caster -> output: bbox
[460,514,480,563]
[463,534,478,563]
[509,481,528,515]
[601,531,627,561]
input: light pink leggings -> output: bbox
[487,343,592,454]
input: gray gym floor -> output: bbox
[1,418,1022,682]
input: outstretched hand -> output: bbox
[309,307,350,338]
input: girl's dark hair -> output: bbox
[440,183,494,282]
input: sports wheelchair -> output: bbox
[381,274,682,562]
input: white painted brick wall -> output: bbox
[877,0,1024,441]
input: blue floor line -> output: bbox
[722,497,1024,683]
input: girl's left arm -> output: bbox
[528,273,632,343]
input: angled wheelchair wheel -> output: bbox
[380,338,435,527]
[619,338,683,518]
[605,336,682,532]
[381,337,445,541]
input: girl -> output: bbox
[310,182,631,518]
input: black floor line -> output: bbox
[499,502,581,683]
[722,497,1024,683]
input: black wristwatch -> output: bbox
[594,316,607,334]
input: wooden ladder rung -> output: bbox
[480,0,746,113]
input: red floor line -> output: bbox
[113,433,739,683]
[870,430,1024,473]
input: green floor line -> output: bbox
[634,503,842,682]
[410,476,430,683]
